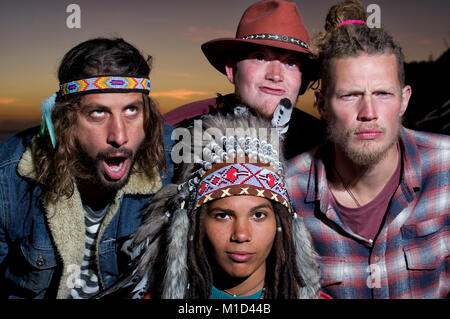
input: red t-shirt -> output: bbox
[335,154,401,242]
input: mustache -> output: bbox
[347,123,386,136]
[96,147,133,161]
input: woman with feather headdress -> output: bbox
[100,112,322,299]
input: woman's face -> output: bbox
[204,195,277,279]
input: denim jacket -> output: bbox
[0,125,174,298]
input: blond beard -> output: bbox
[327,118,401,166]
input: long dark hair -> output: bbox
[34,37,166,202]
[148,201,306,299]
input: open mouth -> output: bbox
[103,156,128,180]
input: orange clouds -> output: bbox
[0,97,17,104]
[151,89,210,100]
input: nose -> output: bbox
[357,95,378,122]
[265,60,283,82]
[107,115,128,147]
[231,219,251,243]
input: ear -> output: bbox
[315,90,329,121]
[400,85,411,116]
[224,59,236,84]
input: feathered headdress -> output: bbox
[101,112,320,299]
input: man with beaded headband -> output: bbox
[99,113,322,299]
[0,38,173,298]
[163,0,326,161]
[287,0,449,298]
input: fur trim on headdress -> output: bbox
[161,206,190,298]
[292,214,321,298]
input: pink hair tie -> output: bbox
[338,19,366,27]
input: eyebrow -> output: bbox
[208,207,235,214]
[208,203,273,214]
[335,87,397,95]
[249,204,273,212]
[334,89,364,96]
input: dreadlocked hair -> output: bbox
[265,202,307,298]
[312,0,406,94]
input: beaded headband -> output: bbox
[37,75,151,148]
[60,75,151,96]
[195,162,291,211]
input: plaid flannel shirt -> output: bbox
[286,127,449,299]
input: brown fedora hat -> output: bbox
[201,0,312,76]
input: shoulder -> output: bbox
[401,128,450,170]
[402,127,450,151]
[286,148,317,178]
[0,126,37,171]
[0,127,41,224]
[162,97,219,127]
[285,149,318,198]
[162,122,174,142]
[400,128,449,211]
[285,145,324,197]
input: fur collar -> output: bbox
[17,144,162,298]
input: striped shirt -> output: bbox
[286,127,450,299]
[67,204,110,299]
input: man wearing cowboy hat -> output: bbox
[164,0,325,160]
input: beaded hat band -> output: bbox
[60,75,151,96]
[241,33,309,50]
[195,162,291,212]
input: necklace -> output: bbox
[333,165,361,207]
[222,278,265,297]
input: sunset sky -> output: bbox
[0,0,449,132]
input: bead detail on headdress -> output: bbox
[195,163,291,212]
